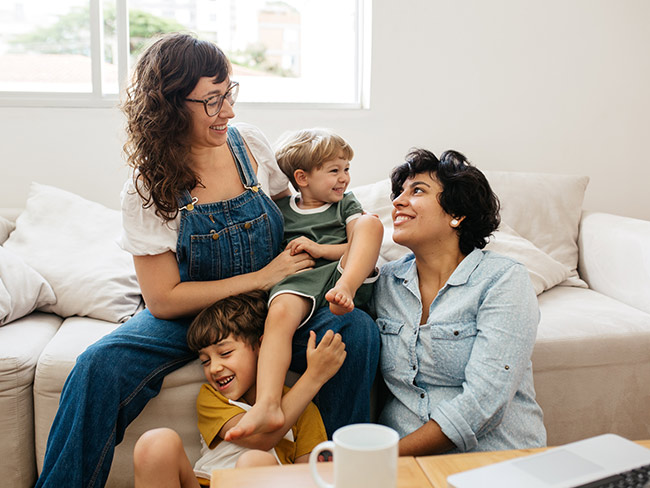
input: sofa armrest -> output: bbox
[578,211,650,315]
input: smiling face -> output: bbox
[186,76,235,149]
[391,171,459,253]
[198,335,259,404]
[298,156,351,207]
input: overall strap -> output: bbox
[178,190,198,211]
[227,126,260,190]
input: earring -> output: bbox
[451,219,459,227]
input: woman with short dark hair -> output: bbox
[372,148,546,454]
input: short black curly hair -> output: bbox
[390,148,500,255]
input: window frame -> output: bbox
[0,0,370,110]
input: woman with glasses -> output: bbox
[35,32,379,488]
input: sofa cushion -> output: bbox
[533,286,650,444]
[33,316,205,486]
[0,246,56,326]
[0,312,62,488]
[3,183,143,323]
[33,316,123,473]
[483,171,589,286]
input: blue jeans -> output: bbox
[35,307,379,487]
[291,306,380,438]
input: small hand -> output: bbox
[305,330,346,385]
[286,237,323,259]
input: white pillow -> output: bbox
[485,223,572,295]
[352,179,409,266]
[0,215,15,244]
[3,183,142,323]
[483,171,589,286]
[0,246,56,325]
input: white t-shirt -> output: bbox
[119,122,289,256]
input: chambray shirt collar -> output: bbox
[393,248,483,289]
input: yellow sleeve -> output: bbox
[293,401,328,460]
[196,384,246,448]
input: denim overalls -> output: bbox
[36,126,380,488]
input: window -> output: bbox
[0,0,368,107]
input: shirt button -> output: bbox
[420,393,425,399]
[412,365,416,370]
[244,222,252,229]
[212,233,219,241]
[504,365,510,370]
[453,330,459,336]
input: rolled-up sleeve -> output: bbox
[430,263,539,451]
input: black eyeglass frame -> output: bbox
[185,81,239,116]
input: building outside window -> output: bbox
[0,0,367,107]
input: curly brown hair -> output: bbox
[121,32,231,221]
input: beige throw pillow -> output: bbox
[483,171,589,286]
[3,183,142,323]
[486,223,572,295]
[0,246,56,325]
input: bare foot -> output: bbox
[224,403,284,441]
[325,283,355,315]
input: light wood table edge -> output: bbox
[211,456,432,488]
[415,440,650,488]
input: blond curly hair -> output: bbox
[275,128,354,190]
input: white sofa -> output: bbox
[1,171,649,488]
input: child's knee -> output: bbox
[267,295,309,327]
[134,428,183,467]
[235,450,278,468]
[358,213,384,235]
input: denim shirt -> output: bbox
[370,248,546,452]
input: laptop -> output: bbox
[447,434,650,488]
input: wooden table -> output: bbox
[211,456,432,487]
[415,440,650,488]
[211,440,650,488]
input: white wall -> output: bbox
[1,0,649,220]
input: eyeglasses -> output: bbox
[186,81,239,116]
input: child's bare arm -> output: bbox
[219,330,346,451]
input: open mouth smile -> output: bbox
[216,375,234,389]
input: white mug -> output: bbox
[309,423,399,488]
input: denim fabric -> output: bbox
[176,126,283,282]
[35,127,379,488]
[371,248,546,453]
[290,306,379,438]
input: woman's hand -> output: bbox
[304,330,347,386]
[256,248,315,290]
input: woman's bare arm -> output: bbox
[134,249,314,320]
[397,420,455,456]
